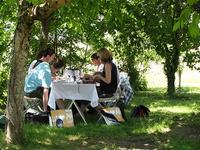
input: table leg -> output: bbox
[68,101,74,109]
[68,100,87,125]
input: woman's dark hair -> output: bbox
[91,53,99,60]
[53,59,64,69]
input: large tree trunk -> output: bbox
[5,0,70,144]
[5,8,34,143]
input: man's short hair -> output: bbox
[42,48,55,57]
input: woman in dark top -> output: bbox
[70,48,118,118]
[93,48,118,98]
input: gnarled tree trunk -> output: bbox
[6,0,70,144]
[40,18,51,50]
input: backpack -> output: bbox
[130,105,150,118]
[33,60,43,69]
[25,112,49,124]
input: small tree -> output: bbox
[140,0,190,95]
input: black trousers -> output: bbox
[25,87,44,99]
[25,87,52,112]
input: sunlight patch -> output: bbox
[67,135,81,141]
[146,124,171,134]
[43,139,52,145]
[151,106,197,113]
[82,140,88,146]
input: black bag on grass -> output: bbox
[0,115,6,130]
[131,105,150,118]
[25,112,49,124]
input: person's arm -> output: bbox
[83,73,93,79]
[43,88,49,111]
[93,63,112,84]
[41,63,52,111]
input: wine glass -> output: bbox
[74,69,80,82]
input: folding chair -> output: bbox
[23,96,43,114]
[98,79,123,107]
[97,79,125,123]
[97,73,134,124]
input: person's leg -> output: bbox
[94,103,104,113]
[25,87,43,98]
[76,100,90,114]
[56,99,65,109]
[25,87,44,111]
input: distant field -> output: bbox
[145,62,200,88]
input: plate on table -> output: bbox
[82,79,95,84]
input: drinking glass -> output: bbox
[74,70,80,81]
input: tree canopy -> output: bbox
[0,0,200,144]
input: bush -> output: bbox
[129,67,147,91]
[0,70,8,110]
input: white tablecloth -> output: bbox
[48,80,99,109]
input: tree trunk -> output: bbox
[40,19,51,50]
[5,16,34,143]
[165,45,180,96]
[5,0,70,144]
[166,70,176,96]
[165,1,181,96]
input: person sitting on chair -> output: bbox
[93,48,118,98]
[75,48,118,114]
[83,52,104,83]
[91,52,104,72]
[24,48,56,112]
[51,58,65,81]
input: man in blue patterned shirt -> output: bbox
[24,48,55,112]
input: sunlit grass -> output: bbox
[151,106,198,114]
[67,135,81,141]
[146,123,171,134]
[1,87,200,149]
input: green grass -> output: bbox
[1,88,200,149]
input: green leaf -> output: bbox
[187,0,198,5]
[27,0,44,5]
[180,19,185,29]
[180,8,192,22]
[173,20,181,31]
[193,12,200,25]
[188,24,200,38]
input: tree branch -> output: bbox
[32,0,71,20]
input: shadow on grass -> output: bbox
[1,89,200,149]
[14,110,199,150]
